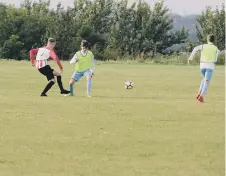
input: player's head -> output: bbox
[81,40,89,51]
[47,38,56,49]
[207,34,215,43]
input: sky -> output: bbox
[0,0,224,15]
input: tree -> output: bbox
[110,0,152,55]
[46,4,80,59]
[0,0,189,60]
[143,0,188,56]
[0,35,24,59]
[196,4,225,50]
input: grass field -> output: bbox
[0,60,224,176]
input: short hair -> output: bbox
[48,38,56,43]
[81,40,89,48]
[207,34,215,43]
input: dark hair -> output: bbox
[48,38,56,43]
[207,34,215,43]
[81,40,89,48]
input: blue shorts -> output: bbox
[201,68,214,81]
[71,69,92,82]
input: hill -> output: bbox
[172,14,199,41]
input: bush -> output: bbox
[0,35,24,60]
[91,45,104,61]
[216,51,225,65]
[103,47,120,61]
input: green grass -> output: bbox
[0,61,224,176]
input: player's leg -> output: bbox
[200,69,213,98]
[197,69,206,99]
[84,70,92,97]
[40,78,56,96]
[67,71,83,96]
[52,70,70,94]
[38,66,56,96]
[68,79,76,96]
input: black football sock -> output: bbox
[41,81,55,95]
[57,76,64,92]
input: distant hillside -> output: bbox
[172,14,199,42]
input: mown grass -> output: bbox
[0,60,224,176]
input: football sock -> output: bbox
[57,76,64,92]
[200,80,209,97]
[41,81,55,95]
[87,79,92,95]
[198,79,204,93]
[69,84,74,95]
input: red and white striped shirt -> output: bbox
[29,46,63,69]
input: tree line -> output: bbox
[0,0,224,61]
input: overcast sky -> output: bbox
[0,0,224,15]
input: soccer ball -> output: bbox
[125,81,133,89]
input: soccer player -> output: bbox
[67,40,95,97]
[29,38,70,96]
[188,34,220,103]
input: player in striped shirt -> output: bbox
[29,38,70,96]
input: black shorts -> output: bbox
[38,65,54,81]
